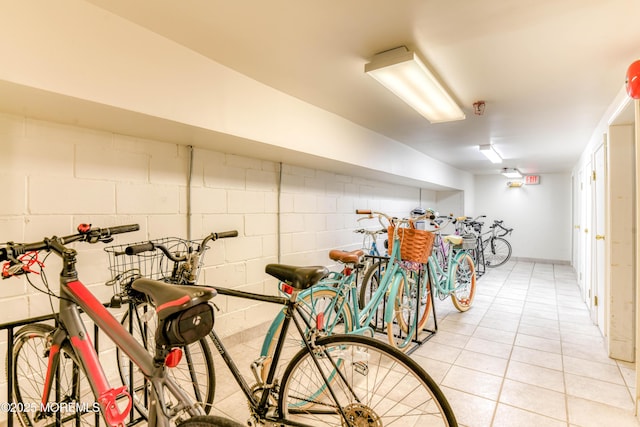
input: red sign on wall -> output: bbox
[525,175,540,185]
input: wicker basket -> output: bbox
[387,226,435,264]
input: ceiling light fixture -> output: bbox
[365,46,465,123]
[501,168,523,179]
[479,144,502,163]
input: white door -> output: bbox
[572,173,581,282]
[593,141,606,332]
[581,162,592,306]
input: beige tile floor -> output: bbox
[208,261,640,427]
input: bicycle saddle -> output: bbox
[328,249,364,264]
[131,278,216,320]
[265,264,329,290]
[444,235,463,245]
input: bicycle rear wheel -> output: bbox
[483,237,512,268]
[177,415,244,426]
[450,253,476,312]
[117,303,215,418]
[10,324,95,427]
[278,334,457,426]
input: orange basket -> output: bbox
[387,226,435,264]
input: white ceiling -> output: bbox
[82,0,640,175]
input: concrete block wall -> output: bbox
[0,112,437,410]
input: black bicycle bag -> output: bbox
[161,302,214,346]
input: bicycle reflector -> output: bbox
[281,283,294,295]
[165,348,183,368]
[316,312,325,331]
[626,60,640,99]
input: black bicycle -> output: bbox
[108,234,459,426]
[479,220,513,268]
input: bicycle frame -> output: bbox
[2,227,208,427]
[209,286,352,426]
[357,241,407,328]
[47,263,206,426]
[480,222,511,251]
[299,229,410,338]
[426,243,471,297]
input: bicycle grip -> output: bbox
[216,230,238,239]
[355,209,372,214]
[107,224,140,235]
[125,242,155,256]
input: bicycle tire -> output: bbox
[386,272,417,351]
[259,287,354,381]
[395,267,431,333]
[10,324,95,427]
[117,303,215,418]
[278,334,457,426]
[177,415,244,426]
[450,253,476,312]
[357,260,386,329]
[484,237,512,268]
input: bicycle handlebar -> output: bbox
[353,228,386,235]
[0,224,140,263]
[124,230,239,260]
[491,222,513,236]
[124,242,156,256]
[355,209,435,222]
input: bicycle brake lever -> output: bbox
[2,261,27,279]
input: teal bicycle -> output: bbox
[259,209,437,384]
[424,219,477,312]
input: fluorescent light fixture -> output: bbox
[502,168,523,179]
[365,47,465,123]
[479,144,502,163]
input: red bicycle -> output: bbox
[2,224,241,427]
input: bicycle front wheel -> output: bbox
[395,268,431,333]
[278,334,457,426]
[11,324,95,427]
[386,272,418,351]
[483,237,512,268]
[450,253,476,312]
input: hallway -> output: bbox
[210,261,639,426]
[414,261,638,426]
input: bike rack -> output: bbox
[0,305,146,427]
[363,255,438,355]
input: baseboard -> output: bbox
[512,257,571,265]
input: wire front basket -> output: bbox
[458,234,477,250]
[104,237,207,296]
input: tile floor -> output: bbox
[208,261,640,426]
